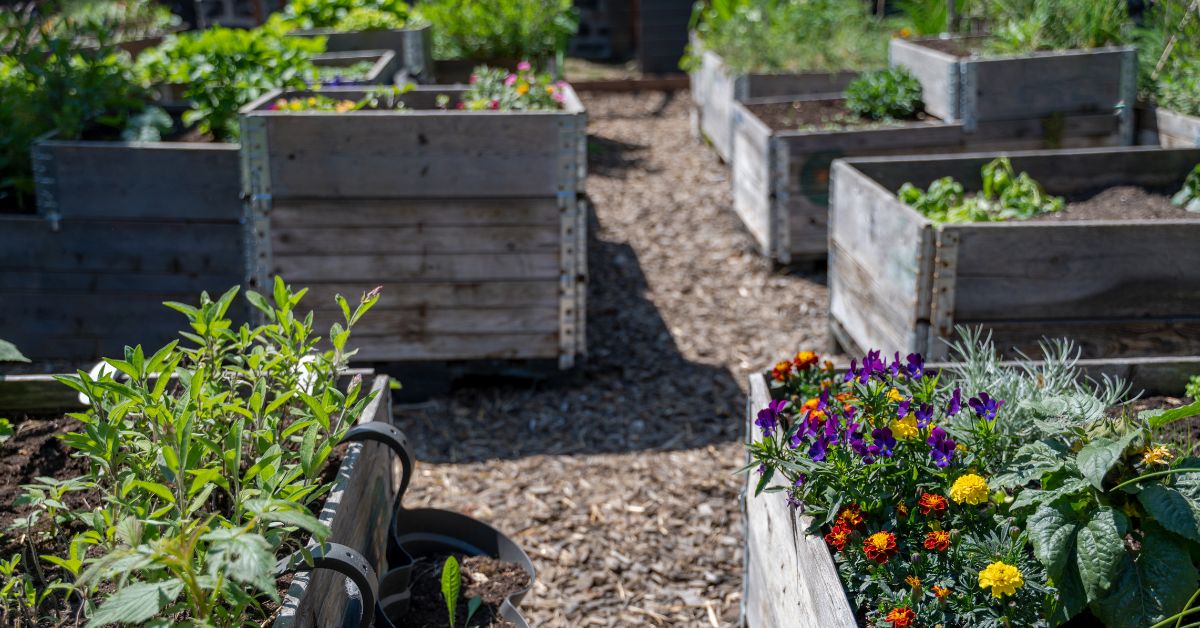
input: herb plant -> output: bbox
[2,278,381,625]
[420,0,578,63]
[844,67,924,122]
[1187,375,1200,400]
[898,157,1064,223]
[136,24,324,140]
[1174,164,1200,212]
[982,0,1132,54]
[279,0,421,31]
[0,339,28,363]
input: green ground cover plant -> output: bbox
[420,0,577,63]
[277,0,424,31]
[0,279,381,625]
[844,67,924,122]
[898,157,1063,223]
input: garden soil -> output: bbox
[397,91,835,626]
[1028,185,1197,222]
[747,98,933,132]
[405,554,527,628]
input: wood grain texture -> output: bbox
[272,223,560,255]
[889,37,962,121]
[278,375,394,628]
[742,372,858,628]
[270,198,561,227]
[300,281,560,310]
[273,252,560,283]
[1154,107,1200,147]
[730,100,774,255]
[345,331,559,361]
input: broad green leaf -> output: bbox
[130,480,177,505]
[990,440,1066,489]
[1076,506,1128,602]
[753,466,774,497]
[300,425,318,477]
[1028,502,1079,577]
[466,596,483,626]
[442,556,461,627]
[1077,436,1131,490]
[85,579,184,627]
[0,339,30,362]
[1091,523,1199,628]
[1138,485,1200,543]
[1141,399,1200,429]
[201,528,276,596]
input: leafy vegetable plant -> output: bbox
[844,67,924,121]
[279,0,422,31]
[1172,164,1200,213]
[50,0,181,46]
[2,278,381,625]
[983,0,1132,54]
[898,157,1064,223]
[421,0,577,63]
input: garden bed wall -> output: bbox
[741,371,857,628]
[829,146,1200,362]
[890,36,1137,142]
[733,97,1123,263]
[239,86,587,369]
[313,49,398,84]
[277,374,395,627]
[2,137,246,363]
[688,39,858,163]
[1138,105,1200,147]
[290,24,432,82]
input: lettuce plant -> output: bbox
[844,67,924,122]
[898,157,1064,223]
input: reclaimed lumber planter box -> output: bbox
[239,86,587,368]
[2,135,246,362]
[688,37,858,164]
[742,371,857,627]
[890,36,1138,142]
[290,24,432,82]
[1138,105,1200,147]
[733,97,1123,264]
[277,374,394,627]
[829,146,1200,362]
[314,49,398,85]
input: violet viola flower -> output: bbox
[927,427,957,468]
[756,464,766,475]
[871,427,897,458]
[914,403,934,428]
[889,352,902,378]
[755,399,787,437]
[969,392,1004,421]
[947,387,963,416]
[906,353,925,379]
[794,474,806,487]
[861,350,887,383]
[808,434,830,462]
[844,359,858,383]
[897,398,911,418]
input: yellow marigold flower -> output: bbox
[516,82,529,95]
[307,97,318,107]
[949,474,989,505]
[905,575,921,589]
[887,388,904,402]
[1143,445,1174,466]
[978,561,1024,598]
[932,585,951,599]
[890,414,920,440]
[545,84,556,94]
[334,100,355,113]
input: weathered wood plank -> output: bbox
[346,332,559,361]
[730,100,774,255]
[299,281,560,310]
[0,374,85,413]
[314,49,398,85]
[889,37,962,121]
[1155,107,1200,147]
[970,46,1133,122]
[269,198,561,227]
[743,372,857,628]
[313,306,559,336]
[273,252,560,283]
[273,223,561,255]
[741,71,859,99]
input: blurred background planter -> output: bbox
[1138,104,1200,147]
[238,85,587,370]
[289,23,432,82]
[828,146,1200,363]
[312,49,398,85]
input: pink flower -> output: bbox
[504,74,517,86]
[489,99,499,110]
[517,60,532,71]
[469,73,477,84]
[556,80,569,89]
[455,101,465,110]
[553,92,565,103]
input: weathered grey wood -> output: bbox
[890,37,1137,138]
[273,223,560,254]
[830,146,1200,362]
[0,374,84,412]
[742,372,857,628]
[314,305,559,336]
[271,198,561,226]
[32,135,241,221]
[278,374,393,628]
[1155,106,1200,147]
[289,24,432,82]
[301,282,560,310]
[273,252,560,283]
[347,332,559,361]
[314,49,398,85]
[730,99,775,256]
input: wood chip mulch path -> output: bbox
[398,91,835,626]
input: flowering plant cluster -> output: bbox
[748,332,1200,628]
[458,62,565,111]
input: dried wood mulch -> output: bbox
[397,91,835,626]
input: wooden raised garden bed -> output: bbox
[732,95,1124,264]
[890,35,1138,142]
[1,134,245,363]
[1139,104,1200,148]
[239,86,587,368]
[314,49,398,85]
[828,146,1200,363]
[688,37,858,164]
[742,371,856,627]
[290,24,432,83]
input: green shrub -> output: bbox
[51,0,181,44]
[844,67,923,121]
[136,25,324,140]
[982,0,1132,54]
[421,0,577,62]
[280,0,420,30]
[1136,0,1200,117]
[334,7,406,31]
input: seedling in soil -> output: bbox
[441,556,483,627]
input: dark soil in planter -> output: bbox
[746,98,930,132]
[1028,186,1197,222]
[1113,394,1200,454]
[404,554,529,628]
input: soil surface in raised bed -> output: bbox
[915,37,980,57]
[1028,185,1196,222]
[404,554,529,628]
[1113,394,1200,453]
[746,98,930,132]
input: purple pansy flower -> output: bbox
[889,352,902,378]
[755,399,788,436]
[927,426,957,468]
[871,427,897,458]
[906,353,925,379]
[914,403,934,428]
[969,392,1004,421]
[756,464,766,475]
[947,387,963,416]
[844,359,858,383]
[897,398,911,418]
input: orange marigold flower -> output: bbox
[771,361,791,382]
[896,502,909,516]
[924,530,951,552]
[863,531,897,564]
[823,360,835,372]
[837,504,864,528]
[905,575,921,589]
[885,606,916,627]
[792,351,819,370]
[932,585,951,599]
[824,524,852,551]
[918,493,948,517]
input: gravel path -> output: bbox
[399,91,833,626]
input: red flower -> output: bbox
[837,504,864,529]
[824,524,852,551]
[932,585,951,599]
[886,606,916,627]
[792,351,819,370]
[924,530,951,552]
[918,493,948,516]
[771,360,792,382]
[863,531,897,564]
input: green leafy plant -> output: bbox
[844,67,924,121]
[684,0,895,74]
[279,0,421,31]
[50,0,181,46]
[1188,375,1200,400]
[459,63,566,111]
[898,157,1064,223]
[1173,164,1200,212]
[983,0,1132,54]
[440,556,483,628]
[136,25,324,140]
[421,0,577,63]
[334,7,406,31]
[0,339,28,363]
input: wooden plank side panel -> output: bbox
[743,373,857,628]
[951,222,1200,321]
[699,50,738,163]
[272,223,561,255]
[313,305,560,336]
[955,319,1200,361]
[970,47,1130,121]
[261,114,564,198]
[270,198,561,227]
[889,38,959,121]
[301,281,560,310]
[742,71,859,99]
[273,252,560,283]
[1155,107,1200,147]
[348,332,559,361]
[38,140,241,221]
[730,101,774,255]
